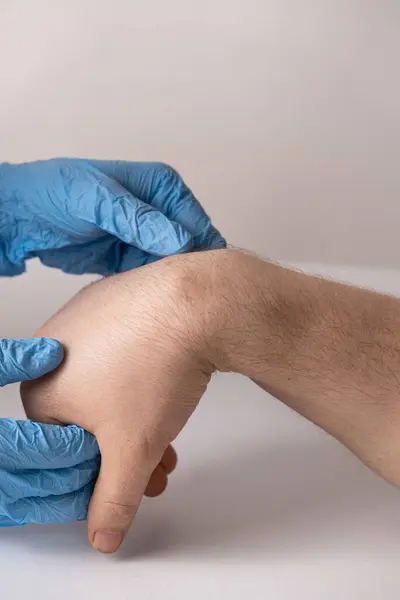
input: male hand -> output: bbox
[21,248,400,549]
[21,251,220,551]
[0,159,225,276]
[0,420,99,527]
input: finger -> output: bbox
[37,238,158,276]
[0,421,100,470]
[37,237,118,276]
[144,464,168,498]
[160,444,178,474]
[88,435,159,554]
[143,444,177,497]
[0,481,95,527]
[71,161,193,256]
[90,161,226,250]
[0,457,99,503]
[116,243,159,273]
[0,338,64,386]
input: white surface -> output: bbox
[1,262,400,599]
[0,0,400,267]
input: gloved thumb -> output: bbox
[0,337,64,387]
[88,434,156,553]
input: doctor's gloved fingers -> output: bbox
[0,338,64,386]
[148,165,225,250]
[89,161,226,250]
[69,168,193,257]
[0,458,100,504]
[94,194,193,256]
[37,242,159,275]
[0,481,96,527]
[0,421,100,471]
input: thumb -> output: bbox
[88,434,157,553]
[0,337,64,387]
[81,165,193,256]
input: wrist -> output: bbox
[160,248,275,378]
[199,249,272,376]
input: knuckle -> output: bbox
[154,162,179,183]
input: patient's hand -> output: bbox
[21,252,218,553]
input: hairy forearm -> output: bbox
[207,250,400,481]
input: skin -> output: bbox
[21,249,400,553]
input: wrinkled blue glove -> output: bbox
[0,159,226,276]
[0,337,100,526]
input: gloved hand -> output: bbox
[0,420,100,527]
[0,337,100,526]
[0,159,225,276]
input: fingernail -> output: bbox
[92,530,124,553]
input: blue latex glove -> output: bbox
[0,337,100,526]
[0,159,226,276]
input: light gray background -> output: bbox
[0,1,400,599]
